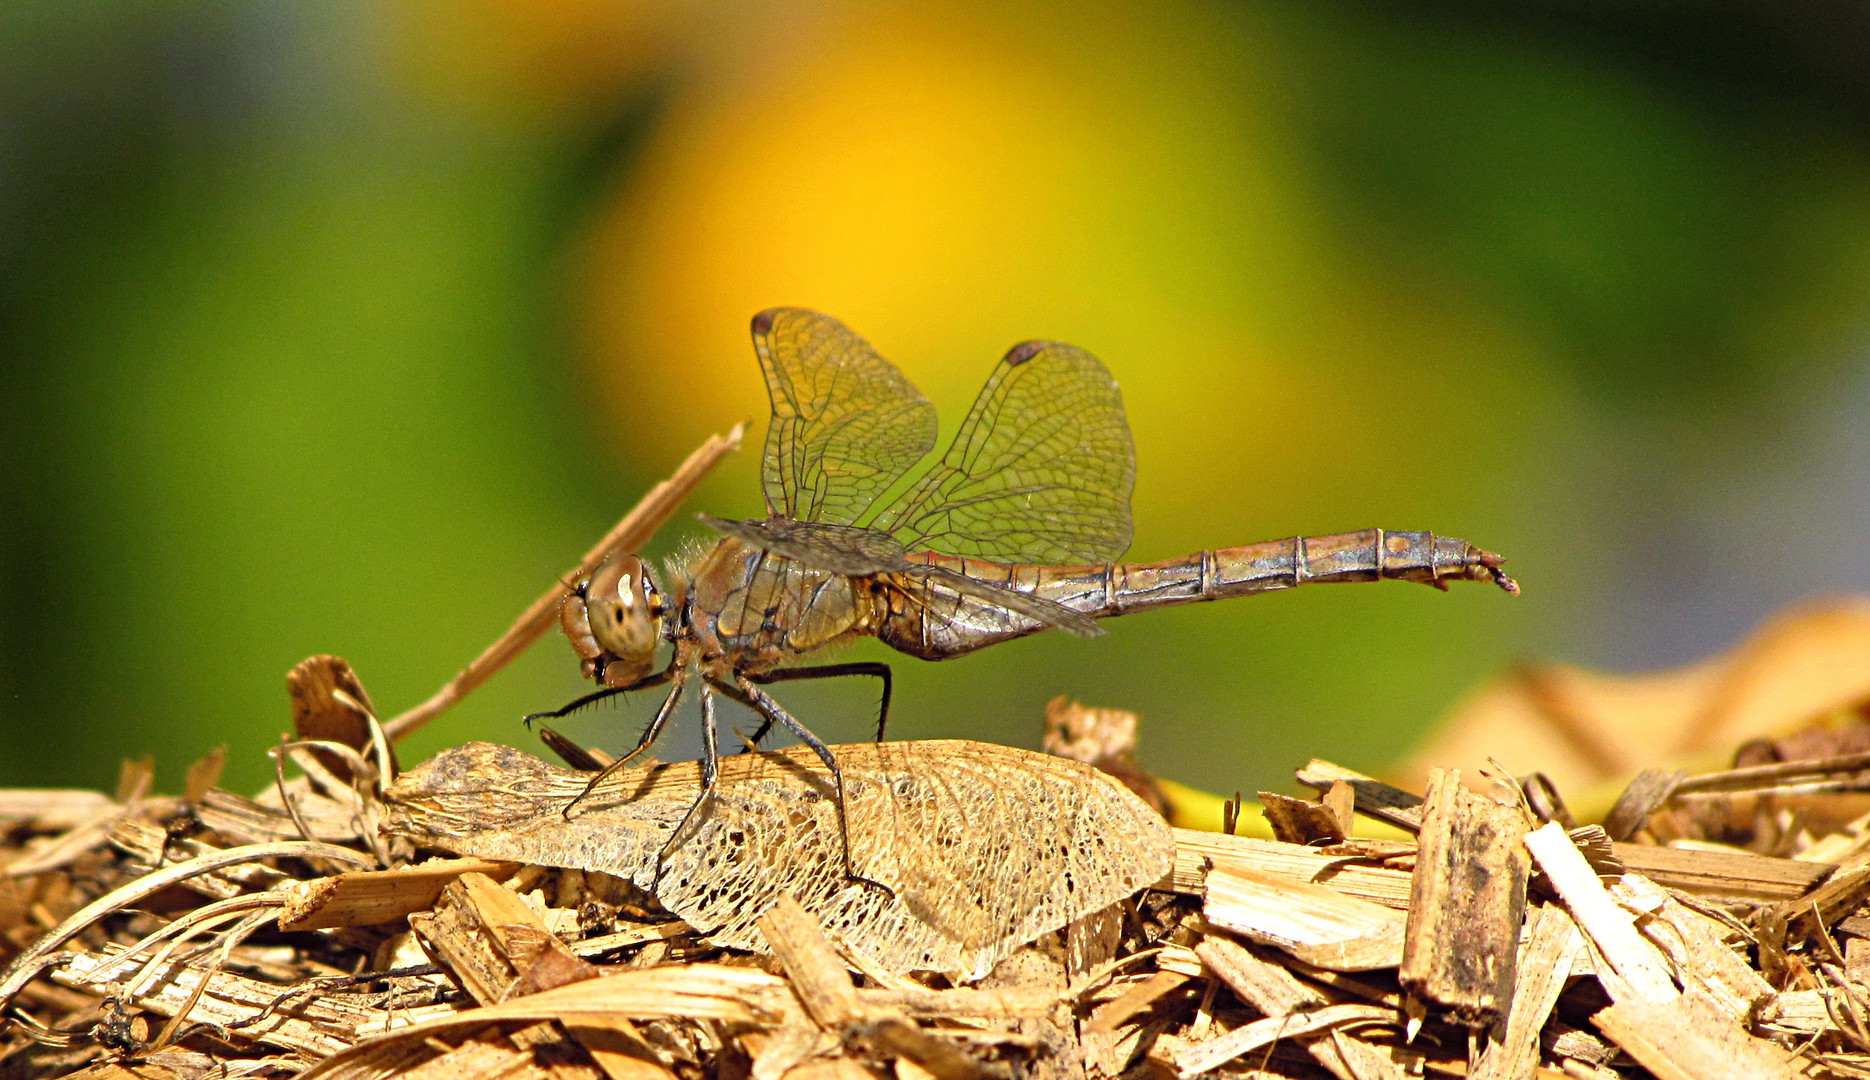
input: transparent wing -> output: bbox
[754,308,939,526]
[901,563,1103,638]
[700,514,1103,637]
[868,340,1135,564]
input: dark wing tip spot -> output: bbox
[751,309,781,336]
[1004,340,1055,367]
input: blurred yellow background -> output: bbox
[4,1,1869,796]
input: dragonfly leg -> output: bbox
[732,675,896,900]
[745,662,894,742]
[708,679,773,751]
[651,680,720,890]
[562,668,687,819]
[523,666,673,728]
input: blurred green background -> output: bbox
[4,1,1869,797]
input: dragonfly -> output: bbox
[532,307,1518,880]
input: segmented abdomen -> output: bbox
[873,529,1515,661]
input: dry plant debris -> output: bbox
[11,682,1870,1080]
[384,740,1172,981]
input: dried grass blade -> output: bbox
[383,423,744,742]
[0,840,372,1008]
[298,965,789,1080]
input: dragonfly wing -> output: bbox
[905,563,1105,638]
[868,340,1135,564]
[754,308,939,526]
[701,514,1102,637]
[700,514,907,576]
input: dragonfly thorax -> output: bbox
[564,552,671,687]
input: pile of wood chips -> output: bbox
[7,685,1870,1080]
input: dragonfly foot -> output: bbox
[846,870,897,903]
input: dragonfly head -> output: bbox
[563,552,666,687]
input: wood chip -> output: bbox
[411,871,598,1005]
[568,921,690,958]
[1167,830,1413,908]
[3,799,136,879]
[197,786,362,846]
[0,840,372,1007]
[20,631,1870,1080]
[758,893,864,1030]
[760,895,1004,1080]
[973,947,1070,1080]
[1673,748,1870,796]
[846,1018,999,1080]
[1759,858,1870,952]
[1293,761,1424,833]
[1398,769,1529,1028]
[1610,874,1773,1021]
[279,858,520,931]
[1294,761,1831,902]
[1064,904,1123,985]
[1518,771,1578,829]
[1594,990,1804,1080]
[1610,842,1828,904]
[778,1060,878,1080]
[1321,782,1356,838]
[182,747,227,805]
[1204,863,1405,972]
[1523,823,1677,1005]
[1192,936,1404,1080]
[1042,698,1169,817]
[1083,971,1189,1035]
[1469,903,1582,1080]
[1256,793,1345,847]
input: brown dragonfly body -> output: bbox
[535,308,1516,875]
[673,527,1509,670]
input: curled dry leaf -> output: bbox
[287,655,394,784]
[383,740,1174,980]
[1399,598,1870,796]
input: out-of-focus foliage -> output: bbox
[3,1,1869,795]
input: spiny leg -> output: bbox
[562,667,688,819]
[523,686,628,727]
[745,662,894,742]
[731,674,895,899]
[710,679,769,751]
[730,545,781,749]
[650,680,721,889]
[523,667,673,729]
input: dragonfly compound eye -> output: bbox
[584,552,660,677]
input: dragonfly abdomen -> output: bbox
[877,530,1515,661]
[1107,526,1518,605]
[1108,528,1519,612]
